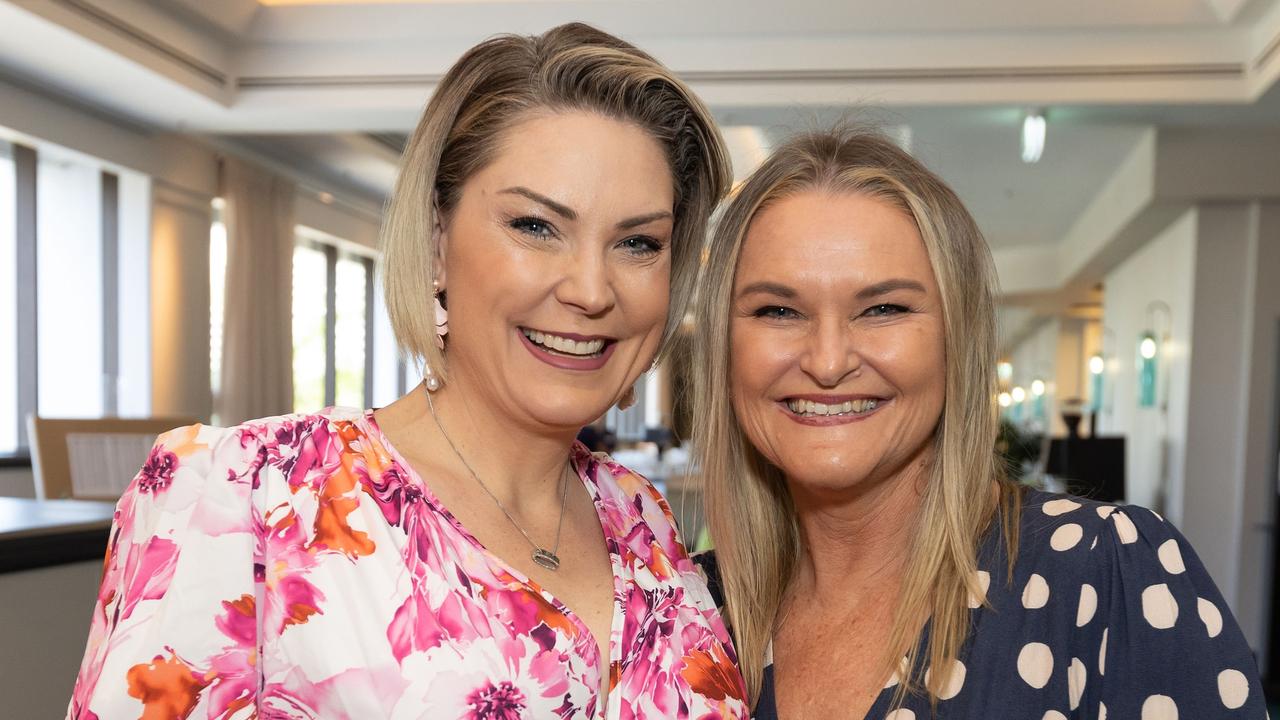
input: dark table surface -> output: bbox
[0,497,116,573]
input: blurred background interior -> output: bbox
[2,0,1280,715]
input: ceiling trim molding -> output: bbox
[239,62,1245,91]
[239,74,441,89]
[679,63,1245,84]
[1254,27,1280,71]
[51,0,228,86]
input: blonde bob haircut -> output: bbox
[693,126,1021,706]
[382,23,730,384]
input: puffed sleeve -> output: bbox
[66,424,264,720]
[1085,504,1266,718]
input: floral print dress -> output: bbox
[67,408,747,719]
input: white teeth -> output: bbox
[786,398,879,417]
[522,329,605,356]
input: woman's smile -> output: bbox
[518,326,617,370]
[779,394,888,426]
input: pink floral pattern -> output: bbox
[67,408,747,719]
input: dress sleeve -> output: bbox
[66,424,263,720]
[1087,504,1266,718]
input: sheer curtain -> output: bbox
[217,158,295,424]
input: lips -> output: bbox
[779,394,887,424]
[518,327,617,371]
[520,327,609,358]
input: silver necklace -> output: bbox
[424,385,569,571]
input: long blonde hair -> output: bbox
[382,23,731,382]
[693,126,1020,706]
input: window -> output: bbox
[0,141,16,454]
[209,216,403,417]
[289,226,402,413]
[0,131,151,454]
[291,239,328,413]
[209,199,226,423]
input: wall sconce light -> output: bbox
[998,392,1012,408]
[1021,110,1046,163]
[1030,379,1045,397]
[1011,386,1027,403]
[997,361,1013,384]
[1088,352,1105,412]
[1138,301,1172,410]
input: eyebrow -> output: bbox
[856,278,927,300]
[736,281,797,299]
[499,186,673,230]
[500,187,576,220]
[736,278,926,301]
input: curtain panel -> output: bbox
[217,158,295,424]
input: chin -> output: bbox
[521,390,617,430]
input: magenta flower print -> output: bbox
[136,445,178,493]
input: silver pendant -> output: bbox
[532,548,561,571]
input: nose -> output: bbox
[799,317,861,387]
[554,243,616,317]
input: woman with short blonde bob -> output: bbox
[693,127,1262,718]
[69,23,748,719]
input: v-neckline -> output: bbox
[363,409,625,718]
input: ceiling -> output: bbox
[2,0,1279,349]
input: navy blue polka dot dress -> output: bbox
[697,489,1267,718]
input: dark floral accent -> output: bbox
[466,680,527,720]
[137,446,178,493]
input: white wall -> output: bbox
[1180,202,1280,662]
[1098,209,1196,522]
[0,560,103,718]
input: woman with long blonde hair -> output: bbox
[693,126,1262,718]
[68,23,748,719]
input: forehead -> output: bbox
[735,190,936,291]
[471,110,675,212]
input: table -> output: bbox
[0,497,116,573]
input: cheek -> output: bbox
[616,260,671,331]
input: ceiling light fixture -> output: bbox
[1021,110,1046,163]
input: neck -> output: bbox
[788,456,930,603]
[416,369,580,512]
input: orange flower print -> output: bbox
[679,644,746,704]
[126,653,210,720]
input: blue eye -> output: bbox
[619,235,663,256]
[754,305,797,320]
[509,217,554,238]
[865,304,908,317]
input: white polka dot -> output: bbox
[1097,505,1116,519]
[1099,702,1107,720]
[1068,657,1086,710]
[1199,597,1224,638]
[1043,498,1082,516]
[1113,512,1138,543]
[968,570,991,609]
[1218,669,1249,708]
[1157,539,1186,574]
[885,656,910,688]
[1090,536,1098,550]
[1022,573,1051,609]
[1141,694,1178,719]
[885,710,915,720]
[1051,523,1084,551]
[1017,642,1054,688]
[1043,712,1067,720]
[925,659,966,700]
[1076,584,1098,627]
[1142,583,1179,629]
[1099,628,1108,675]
